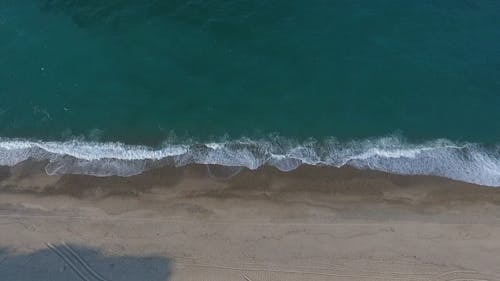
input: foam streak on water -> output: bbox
[0,137,499,187]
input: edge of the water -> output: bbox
[0,136,499,187]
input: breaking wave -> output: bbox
[0,136,499,187]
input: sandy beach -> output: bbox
[1,162,500,281]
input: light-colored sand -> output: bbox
[1,164,500,280]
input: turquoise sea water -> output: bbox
[1,1,500,185]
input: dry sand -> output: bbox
[1,163,500,280]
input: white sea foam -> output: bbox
[0,137,499,186]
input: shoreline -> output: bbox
[1,161,499,200]
[1,162,500,280]
[2,136,500,187]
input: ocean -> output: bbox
[1,0,500,186]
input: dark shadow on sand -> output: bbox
[0,244,172,281]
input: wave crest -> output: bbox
[0,137,499,186]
